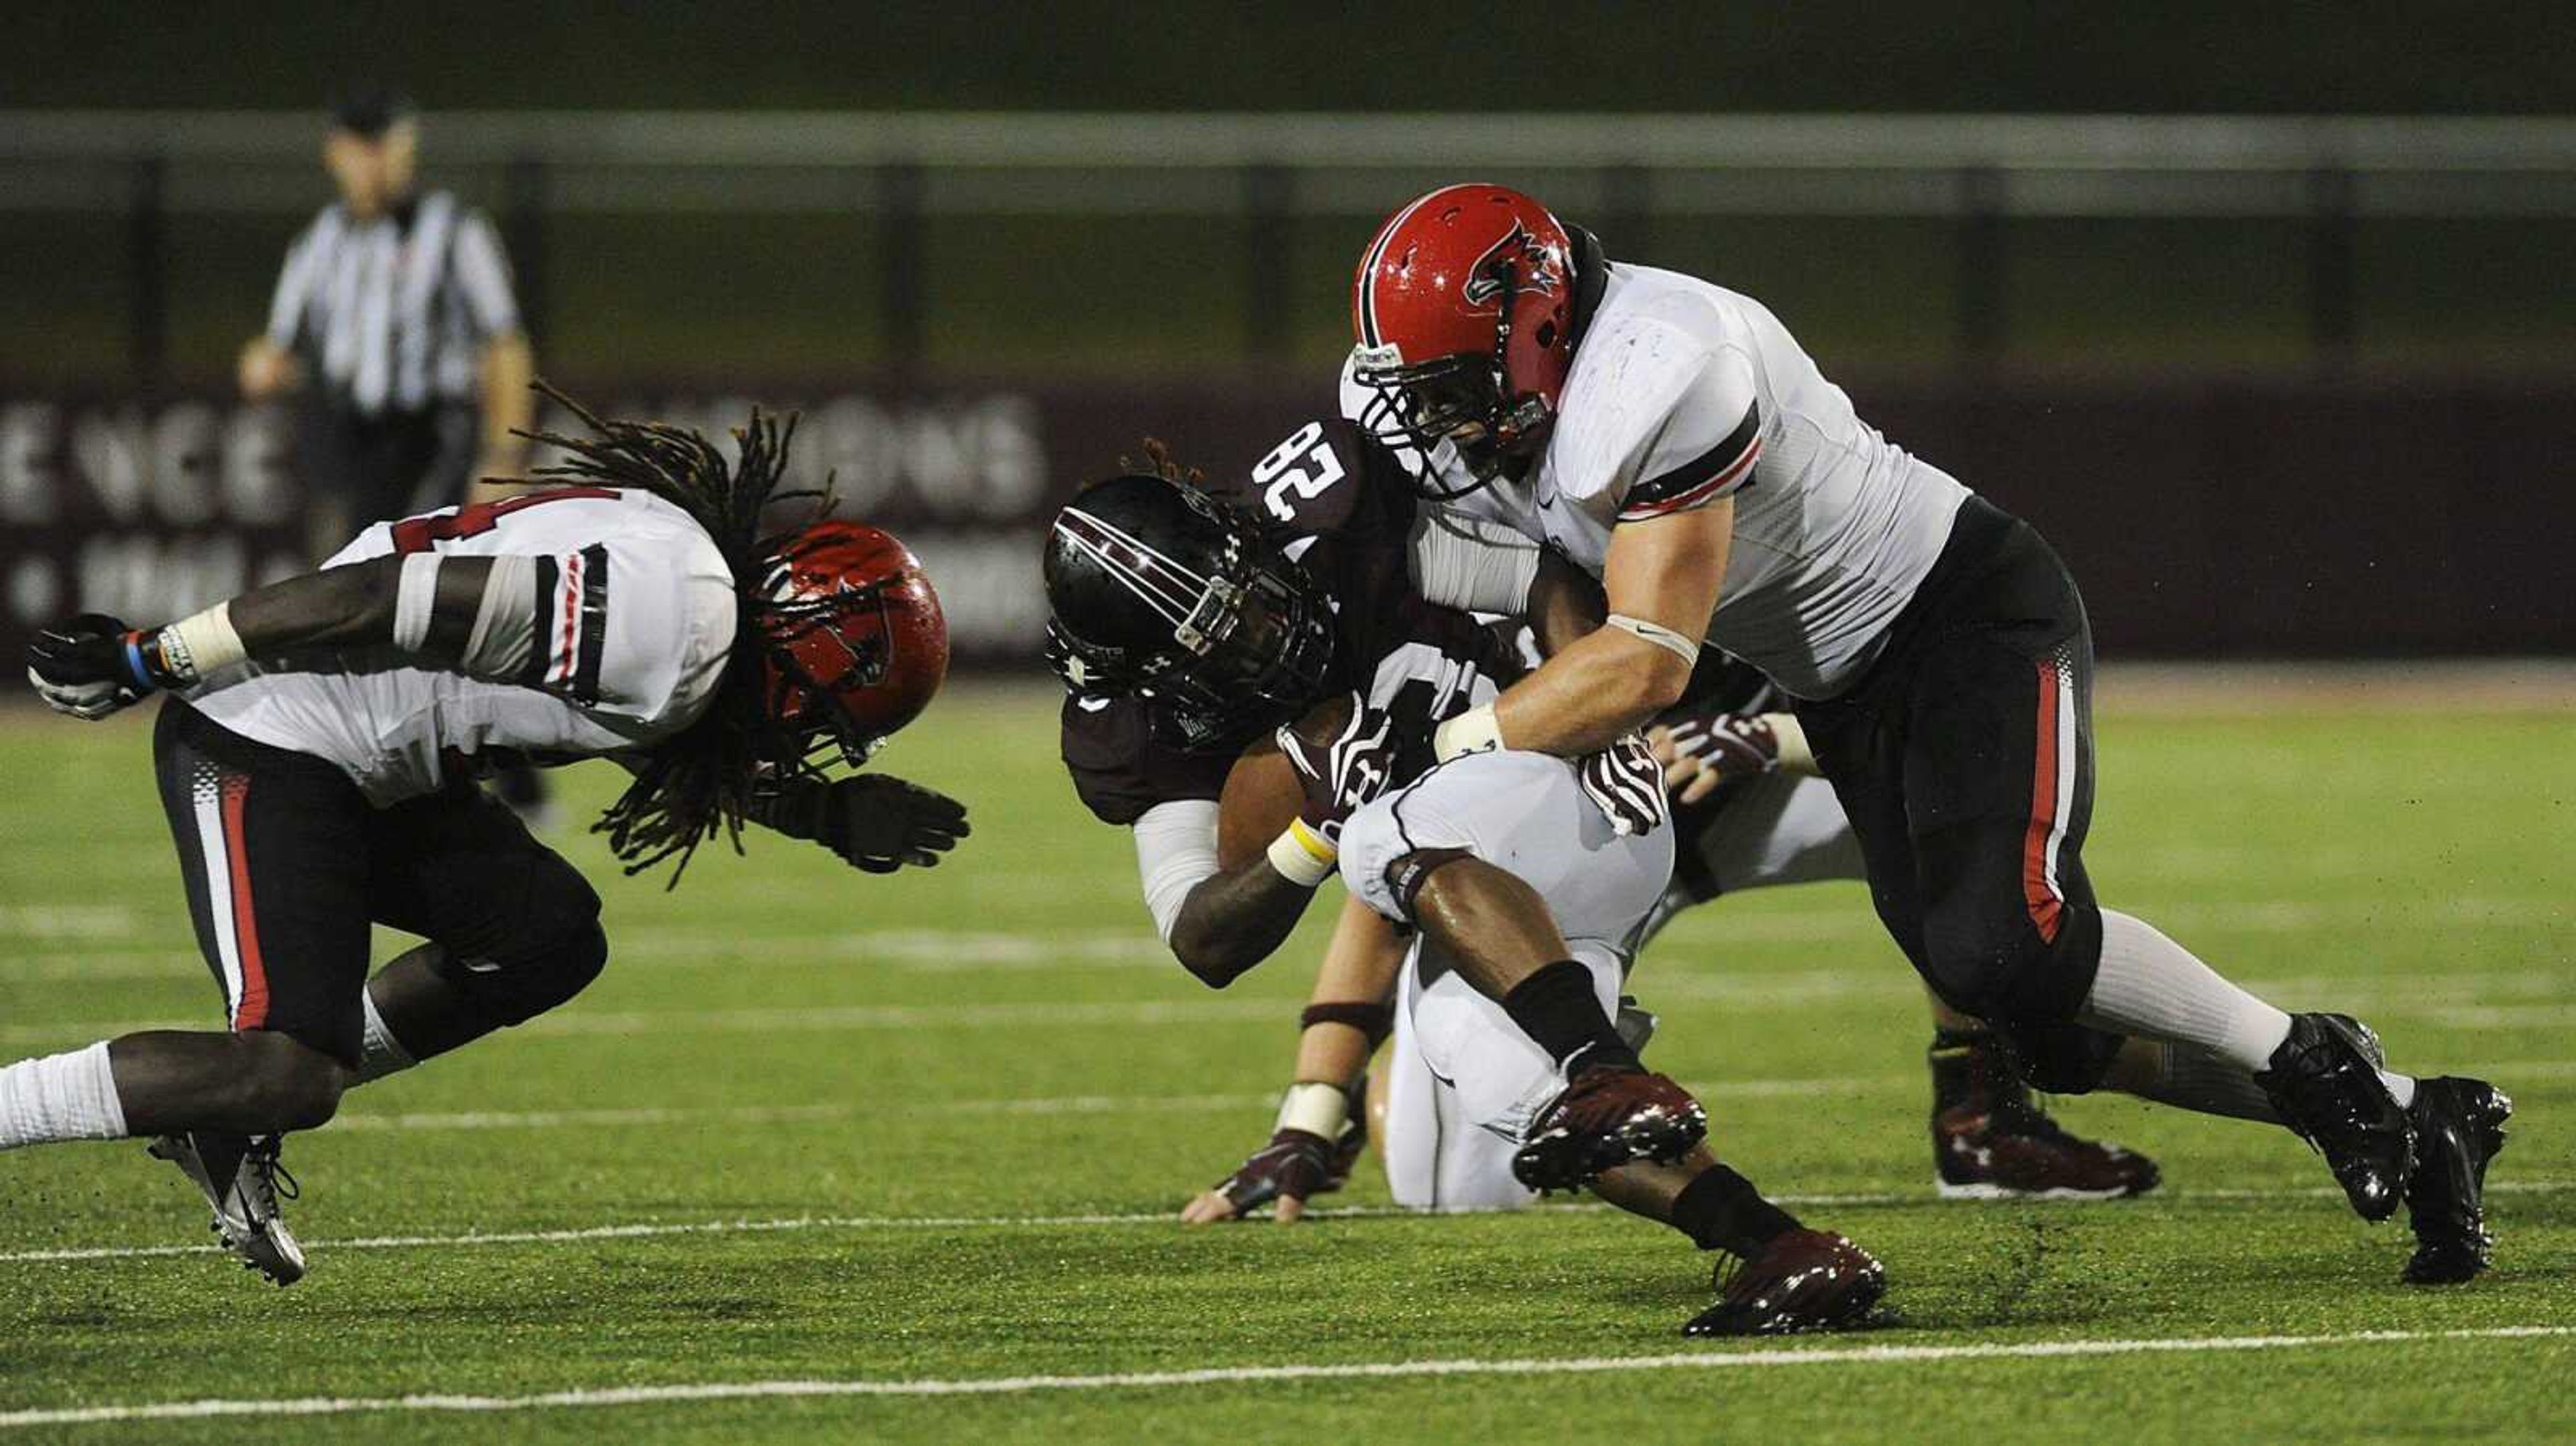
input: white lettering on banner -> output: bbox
[148,402,217,526]
[71,407,150,523]
[221,407,295,525]
[8,558,60,624]
[0,403,57,523]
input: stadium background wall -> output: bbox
[3,375,2569,674]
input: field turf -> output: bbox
[1,682,2571,1442]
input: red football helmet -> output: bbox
[752,521,948,766]
[1350,183,1580,493]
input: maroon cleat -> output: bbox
[1931,1033,2159,1200]
[1684,1229,1886,1337]
[1511,1066,1708,1193]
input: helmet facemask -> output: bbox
[755,576,900,771]
[1350,256,1555,495]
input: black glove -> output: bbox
[25,614,156,720]
[1274,693,1399,848]
[755,774,969,873]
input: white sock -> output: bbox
[0,1042,130,1149]
[357,987,420,1086]
[2080,910,2293,1072]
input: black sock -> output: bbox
[1501,961,1640,1074]
[1670,1163,1802,1257]
[1929,1027,1987,1113]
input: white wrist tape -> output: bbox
[157,601,248,683]
[460,554,541,678]
[1762,711,1817,775]
[1606,613,1701,667]
[1275,1080,1350,1139]
[1409,507,1543,615]
[1432,703,1505,763]
[392,554,443,652]
[1265,818,1339,888]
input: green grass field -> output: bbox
[1,683,2571,1442]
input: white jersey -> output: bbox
[1345,263,1970,700]
[186,488,737,806]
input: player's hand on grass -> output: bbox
[1275,692,1398,848]
[1649,711,1782,805]
[25,613,155,721]
[1183,1127,1340,1225]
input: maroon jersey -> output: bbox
[1061,418,1516,826]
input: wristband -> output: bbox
[1762,711,1817,775]
[1606,612,1701,667]
[154,601,250,685]
[1265,818,1338,888]
[1275,1080,1351,1139]
[1432,702,1505,763]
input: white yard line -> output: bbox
[4,1326,2569,1428]
[5,1181,2566,1268]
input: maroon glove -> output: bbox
[1275,693,1399,847]
[1212,1128,1341,1217]
[1664,711,1782,781]
[1578,732,1668,837]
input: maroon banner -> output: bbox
[4,377,2571,690]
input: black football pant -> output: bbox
[153,699,605,1068]
[1793,497,2124,1092]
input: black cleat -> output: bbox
[1684,1229,1886,1337]
[2255,1013,2416,1221]
[2400,1076,2512,1285]
[1511,1066,1707,1194]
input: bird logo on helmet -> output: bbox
[752,521,949,767]
[1350,183,1580,495]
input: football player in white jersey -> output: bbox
[8,394,966,1284]
[1047,452,1886,1336]
[1341,183,2508,1285]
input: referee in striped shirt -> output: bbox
[237,86,535,559]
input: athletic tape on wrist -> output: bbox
[1762,711,1817,774]
[1606,613,1701,667]
[1432,703,1504,763]
[392,554,443,653]
[158,601,248,684]
[1275,1080,1350,1139]
[1266,818,1338,888]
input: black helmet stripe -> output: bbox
[1357,187,1442,351]
[1053,505,1212,632]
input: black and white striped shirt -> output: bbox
[264,190,521,417]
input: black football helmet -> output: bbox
[1043,474,1335,743]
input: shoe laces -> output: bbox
[246,1136,300,1204]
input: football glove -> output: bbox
[1275,694,1399,848]
[753,773,969,872]
[1651,710,1782,806]
[25,613,158,720]
[1577,731,1668,837]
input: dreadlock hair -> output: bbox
[518,380,829,886]
[1120,437,1205,488]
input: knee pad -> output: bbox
[1922,898,2102,1027]
[429,911,608,1028]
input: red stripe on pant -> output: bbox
[220,774,270,1029]
[2022,660,2064,943]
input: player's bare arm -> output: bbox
[1438,499,1732,760]
[470,333,537,503]
[1166,694,1390,987]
